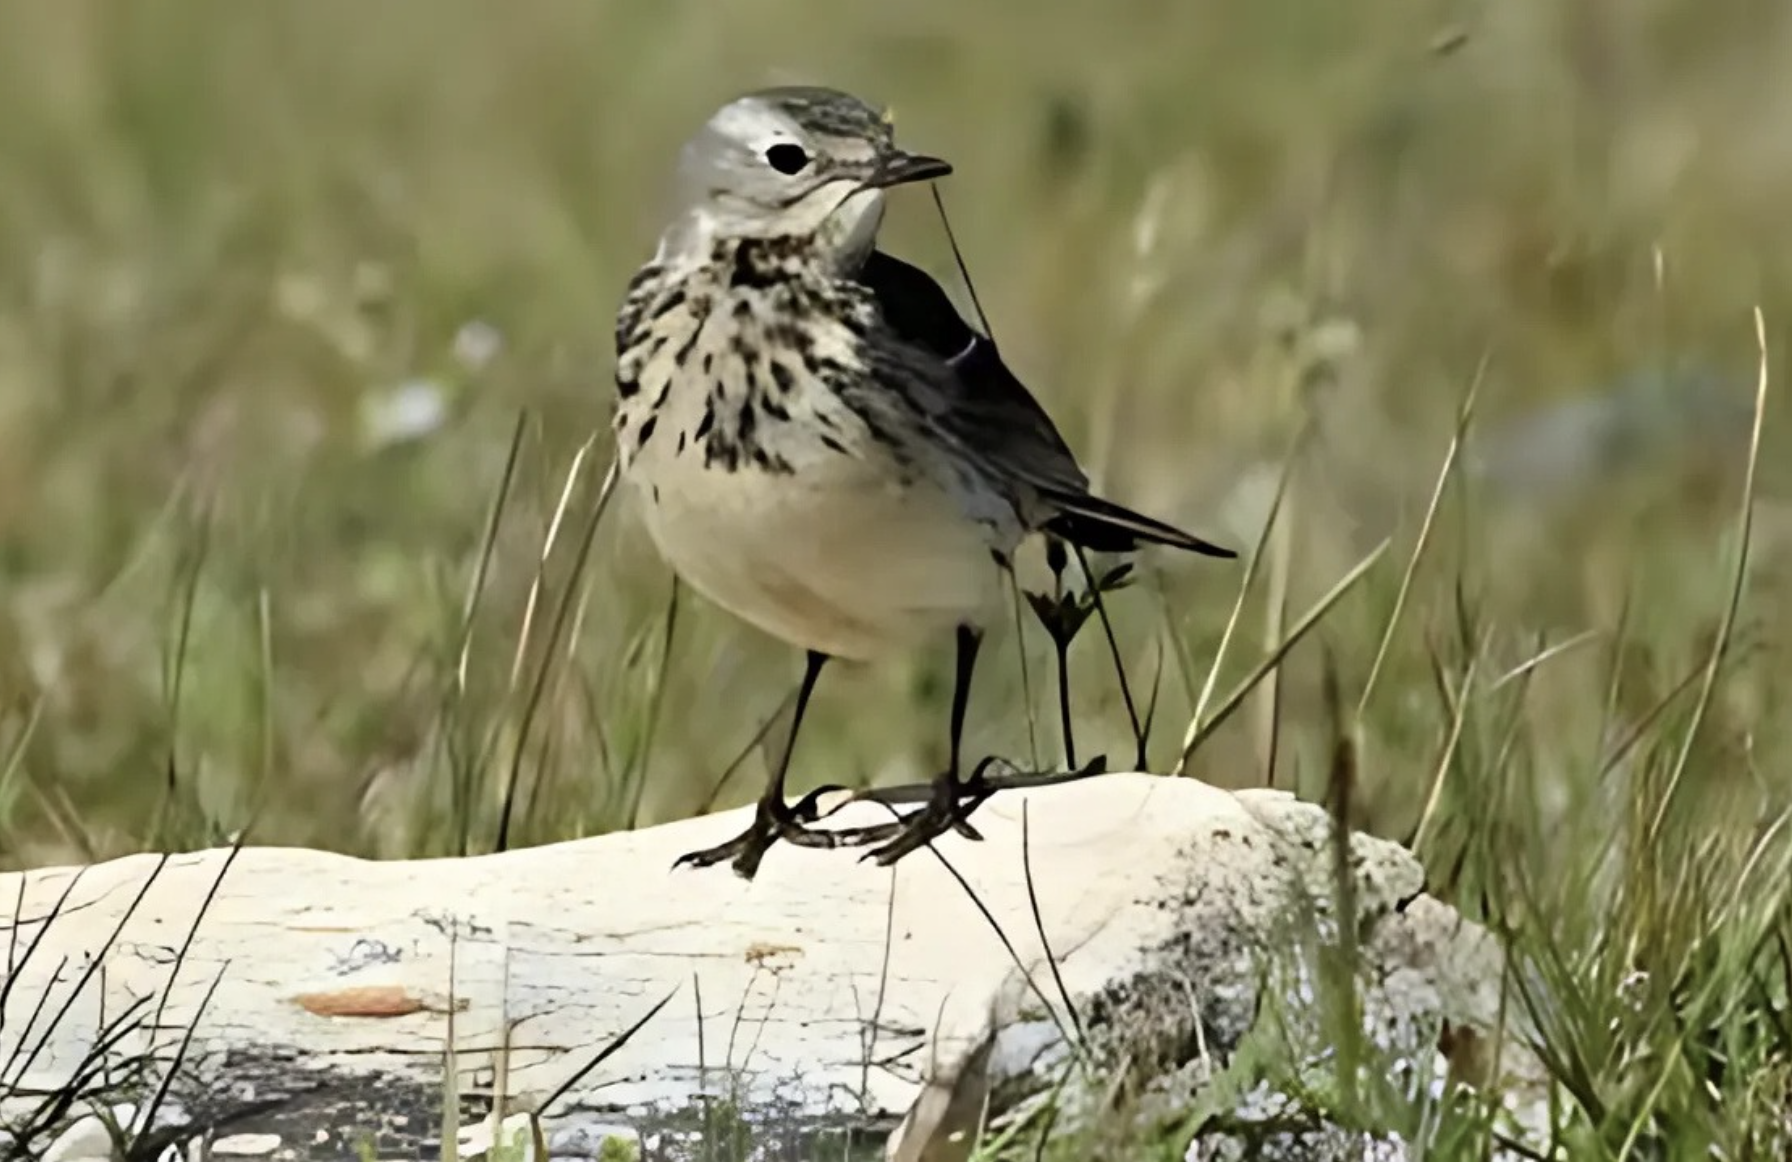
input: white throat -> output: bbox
[653,185,887,275]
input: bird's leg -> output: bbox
[674,650,835,879]
[1044,537,1078,770]
[860,625,988,865]
[933,623,986,840]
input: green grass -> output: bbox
[2,0,1791,1156]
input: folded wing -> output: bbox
[856,250,1235,560]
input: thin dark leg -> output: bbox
[769,650,829,811]
[863,625,987,865]
[942,624,983,839]
[674,650,830,879]
[1046,537,1077,769]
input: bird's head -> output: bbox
[656,86,952,269]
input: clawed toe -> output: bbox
[674,754,1111,877]
[672,828,769,879]
[671,844,739,871]
[854,755,1106,867]
[673,805,843,880]
[859,769,989,866]
[860,806,956,866]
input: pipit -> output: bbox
[613,86,1235,878]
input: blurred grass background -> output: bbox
[9,0,1792,1152]
[0,0,1787,875]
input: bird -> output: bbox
[611,85,1236,879]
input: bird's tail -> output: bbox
[1043,492,1237,559]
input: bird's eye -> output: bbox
[765,143,810,175]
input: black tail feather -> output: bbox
[1044,493,1237,559]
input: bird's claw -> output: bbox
[856,753,1107,866]
[673,796,867,879]
[675,754,1110,877]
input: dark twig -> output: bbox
[1073,544,1147,768]
[124,961,230,1161]
[1022,801,1085,1044]
[10,996,156,1153]
[854,790,1087,1061]
[929,187,996,347]
[6,856,171,1092]
[0,868,88,1068]
[126,835,249,1153]
[539,988,679,1116]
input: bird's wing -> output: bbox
[854,250,1087,491]
[855,250,1235,559]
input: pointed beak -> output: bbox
[870,147,953,188]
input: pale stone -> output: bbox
[211,1133,283,1155]
[0,775,1535,1160]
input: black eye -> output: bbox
[765,143,810,175]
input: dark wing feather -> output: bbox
[856,250,1085,486]
[856,250,1236,560]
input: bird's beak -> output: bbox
[870,147,953,188]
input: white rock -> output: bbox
[41,1112,115,1162]
[34,1101,187,1162]
[211,1133,283,1155]
[0,775,1535,1160]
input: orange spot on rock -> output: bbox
[292,985,426,1018]
[744,941,804,967]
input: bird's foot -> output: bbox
[856,752,1109,867]
[673,793,858,880]
[858,765,984,867]
[687,754,1113,874]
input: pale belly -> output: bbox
[629,456,1006,661]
